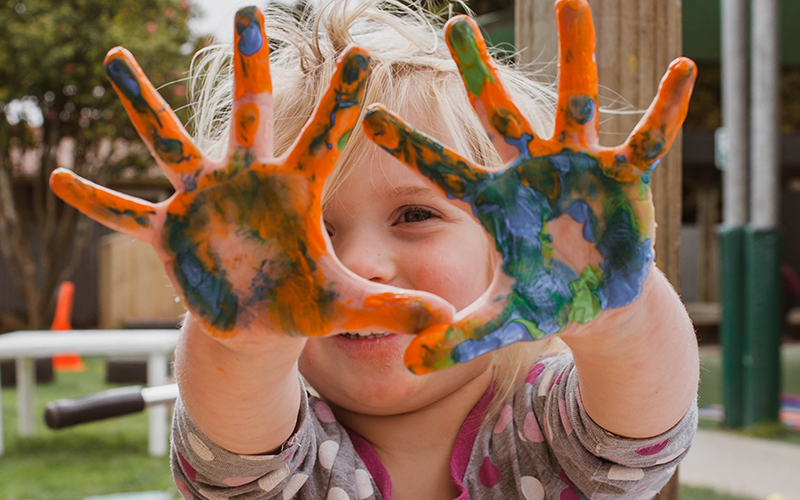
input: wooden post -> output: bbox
[516,1,685,497]
[698,184,721,302]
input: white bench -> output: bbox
[0,330,179,456]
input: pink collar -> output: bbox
[345,385,494,500]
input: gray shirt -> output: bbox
[171,351,697,499]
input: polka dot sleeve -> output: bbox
[508,351,698,499]
[170,381,381,500]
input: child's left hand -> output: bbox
[363,0,696,373]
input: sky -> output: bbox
[189,0,294,43]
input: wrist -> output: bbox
[176,312,307,454]
[176,312,307,406]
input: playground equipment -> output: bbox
[45,384,178,429]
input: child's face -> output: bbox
[298,136,495,415]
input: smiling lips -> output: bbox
[339,332,392,340]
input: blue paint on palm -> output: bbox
[419,145,652,363]
[564,201,596,243]
[505,132,535,157]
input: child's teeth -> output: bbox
[341,332,389,339]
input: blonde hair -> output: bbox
[188,0,568,420]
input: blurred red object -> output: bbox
[52,282,86,372]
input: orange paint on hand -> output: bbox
[103,48,201,179]
[50,168,155,238]
[404,323,452,374]
[233,7,272,99]
[235,103,260,148]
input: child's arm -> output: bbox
[363,0,698,438]
[174,314,307,454]
[50,7,453,454]
[560,265,699,438]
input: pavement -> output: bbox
[680,428,800,500]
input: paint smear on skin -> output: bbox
[233,7,272,98]
[567,265,602,324]
[103,49,202,177]
[105,58,162,127]
[446,19,493,99]
[107,207,153,228]
[152,130,193,166]
[161,170,330,335]
[236,11,264,57]
[51,172,155,234]
[630,129,666,163]
[309,57,366,153]
[568,95,595,125]
[448,16,549,161]
[235,103,260,148]
[563,201,596,243]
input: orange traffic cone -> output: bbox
[52,281,86,372]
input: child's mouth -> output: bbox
[339,332,392,340]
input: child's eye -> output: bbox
[395,206,437,224]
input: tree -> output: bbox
[0,0,198,329]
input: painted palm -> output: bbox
[363,0,696,373]
[50,7,452,341]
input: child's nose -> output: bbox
[333,231,397,284]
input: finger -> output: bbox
[445,16,543,163]
[363,104,491,201]
[607,58,697,179]
[315,254,456,336]
[50,168,156,241]
[284,46,370,179]
[403,272,542,374]
[552,0,600,148]
[229,6,273,160]
[340,290,455,336]
[104,47,204,191]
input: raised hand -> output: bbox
[363,0,696,373]
[50,6,452,342]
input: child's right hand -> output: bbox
[50,7,453,344]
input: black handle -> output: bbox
[45,386,146,429]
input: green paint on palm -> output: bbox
[511,318,547,340]
[538,221,554,265]
[447,20,493,98]
[568,265,603,324]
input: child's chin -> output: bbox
[339,377,422,413]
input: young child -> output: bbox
[51,0,700,498]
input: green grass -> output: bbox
[697,343,800,445]
[680,485,757,500]
[0,358,177,500]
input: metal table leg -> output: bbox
[16,357,35,436]
[147,353,169,456]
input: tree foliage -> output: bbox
[0,0,198,328]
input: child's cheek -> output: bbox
[405,239,489,311]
